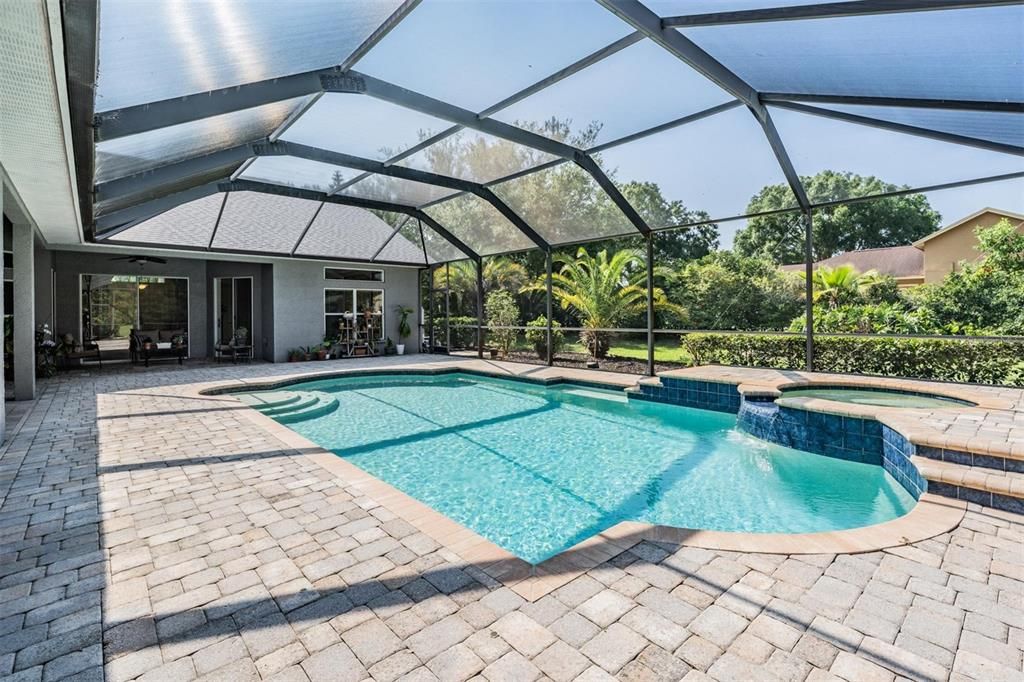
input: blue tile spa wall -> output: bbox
[632,377,741,413]
[738,397,925,500]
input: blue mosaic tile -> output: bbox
[960,487,992,507]
[942,450,973,466]
[992,494,1024,515]
[972,455,1005,472]
[1005,458,1024,474]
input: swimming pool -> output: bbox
[241,373,916,564]
[781,386,968,408]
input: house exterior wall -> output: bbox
[921,211,1024,284]
[270,260,421,362]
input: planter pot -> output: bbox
[396,344,405,355]
[316,351,327,361]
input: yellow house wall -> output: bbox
[921,212,1024,284]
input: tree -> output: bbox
[484,290,520,357]
[526,248,683,358]
[913,219,1024,335]
[734,171,941,263]
[667,252,803,331]
[811,265,884,309]
[432,258,529,316]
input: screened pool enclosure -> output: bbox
[68,0,1024,374]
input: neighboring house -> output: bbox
[781,208,1024,287]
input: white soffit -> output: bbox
[0,0,81,243]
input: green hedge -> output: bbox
[448,316,480,349]
[683,333,1024,386]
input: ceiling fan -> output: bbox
[109,255,167,265]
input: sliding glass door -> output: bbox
[81,275,189,353]
[214,277,253,346]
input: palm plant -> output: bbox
[811,265,884,309]
[524,248,684,359]
[433,258,529,314]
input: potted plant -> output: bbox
[384,337,396,356]
[232,326,248,347]
[394,305,413,355]
[287,348,302,362]
[316,344,328,361]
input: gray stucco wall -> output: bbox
[270,260,421,362]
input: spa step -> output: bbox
[911,442,1024,473]
[275,394,339,423]
[237,391,303,410]
[912,456,1024,514]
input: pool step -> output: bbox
[276,395,339,423]
[912,456,1024,514]
[242,390,340,423]
[237,391,303,410]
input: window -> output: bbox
[325,288,384,341]
[81,275,189,352]
[324,267,384,282]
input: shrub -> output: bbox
[484,290,520,358]
[524,316,565,360]
[447,316,479,349]
[683,333,1024,386]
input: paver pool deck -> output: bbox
[0,356,1021,681]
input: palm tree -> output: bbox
[811,264,882,309]
[524,248,684,359]
[433,258,529,315]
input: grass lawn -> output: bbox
[564,338,692,364]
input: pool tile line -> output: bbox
[199,360,968,601]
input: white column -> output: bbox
[12,221,34,401]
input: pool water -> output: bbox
[782,387,964,408]
[253,373,915,564]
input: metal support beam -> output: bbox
[63,0,99,239]
[476,258,484,359]
[770,101,1024,156]
[597,0,811,211]
[256,141,550,251]
[339,0,423,71]
[760,92,1024,114]
[645,233,655,377]
[803,211,815,371]
[95,182,222,237]
[369,215,411,262]
[474,188,550,251]
[220,179,482,261]
[290,200,325,255]
[546,250,553,367]
[662,0,1021,27]
[95,145,254,203]
[207,192,229,250]
[574,155,650,235]
[445,262,451,351]
[417,219,430,265]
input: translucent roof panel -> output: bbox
[395,128,558,184]
[281,94,451,160]
[212,191,321,253]
[490,164,636,245]
[816,105,1024,150]
[96,96,308,183]
[921,176,1024,227]
[95,0,403,111]
[353,0,632,112]
[109,193,223,248]
[337,174,461,207]
[594,106,797,227]
[492,39,733,148]
[425,194,536,256]
[423,224,470,264]
[293,203,396,261]
[770,106,1024,203]
[681,6,1024,102]
[242,156,358,193]
[377,219,426,264]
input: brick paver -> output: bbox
[0,357,1021,681]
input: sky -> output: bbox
[100,0,1024,251]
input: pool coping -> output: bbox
[183,360,967,601]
